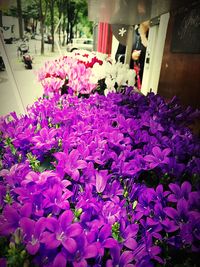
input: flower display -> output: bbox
[37,56,97,97]
[0,88,200,266]
[37,51,136,97]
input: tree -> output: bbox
[39,0,48,54]
[57,0,63,44]
[65,0,93,44]
[22,1,39,34]
[48,0,55,52]
[0,10,3,28]
[17,0,23,39]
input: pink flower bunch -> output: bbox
[37,55,97,97]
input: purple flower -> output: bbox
[149,119,164,134]
[0,205,20,235]
[20,217,46,255]
[140,217,162,240]
[154,184,170,204]
[87,224,118,257]
[106,251,134,267]
[164,198,189,225]
[168,181,192,202]
[41,210,82,253]
[32,127,58,150]
[67,234,98,267]
[133,235,163,264]
[124,155,147,176]
[135,188,156,220]
[102,200,126,224]
[144,146,171,168]
[103,180,123,202]
[120,219,138,250]
[54,150,87,180]
[43,184,73,214]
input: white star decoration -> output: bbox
[118,27,127,37]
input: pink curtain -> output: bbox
[97,22,112,55]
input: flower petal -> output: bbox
[26,242,40,255]
[53,252,67,267]
[67,223,82,237]
[119,251,134,266]
[60,210,73,229]
[84,244,98,259]
[62,237,77,253]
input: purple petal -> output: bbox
[60,210,73,229]
[45,217,58,232]
[152,146,161,157]
[67,223,82,237]
[99,224,111,241]
[168,194,178,202]
[35,217,46,237]
[144,155,156,163]
[161,219,179,233]
[84,244,98,259]
[20,203,32,217]
[106,259,113,267]
[169,183,181,196]
[19,218,35,239]
[4,205,20,223]
[41,232,60,249]
[163,148,171,156]
[180,224,193,244]
[153,255,164,264]
[177,198,188,216]
[124,238,137,250]
[164,207,178,220]
[71,169,80,181]
[73,260,87,267]
[181,181,191,198]
[103,238,118,248]
[156,184,163,194]
[54,152,66,162]
[53,252,67,267]
[123,224,139,239]
[110,244,120,265]
[96,170,108,193]
[77,160,87,169]
[40,128,48,139]
[62,237,77,253]
[26,242,40,255]
[119,251,134,266]
[150,245,161,256]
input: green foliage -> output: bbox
[26,152,40,171]
[5,138,17,156]
[0,230,30,267]
[22,1,39,20]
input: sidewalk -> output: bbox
[0,39,68,116]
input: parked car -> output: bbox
[66,38,93,52]
[0,26,14,44]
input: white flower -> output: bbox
[105,77,115,89]
[127,69,136,86]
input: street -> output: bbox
[0,38,67,116]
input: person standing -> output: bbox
[131,20,150,88]
[115,20,150,89]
